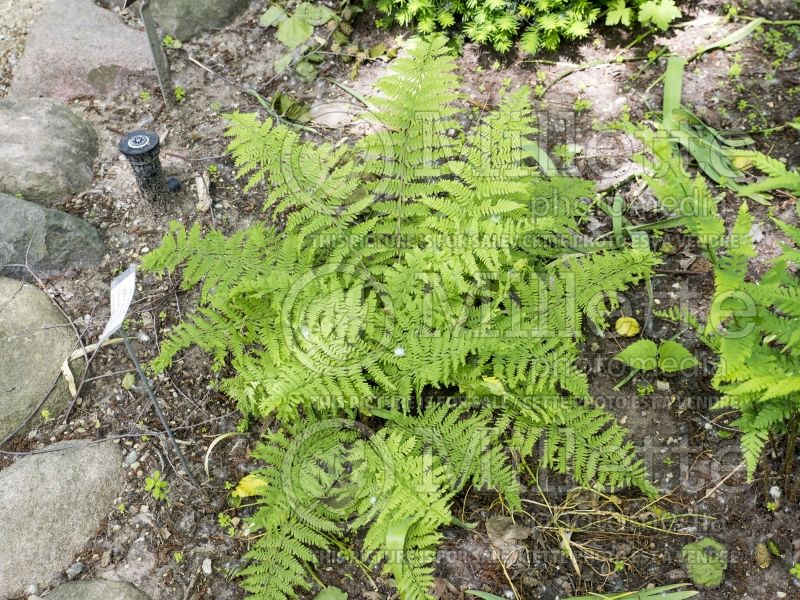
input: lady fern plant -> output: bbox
[143,35,658,600]
[701,204,800,480]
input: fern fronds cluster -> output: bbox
[147,36,657,423]
[143,36,658,600]
[240,407,491,600]
[702,204,800,478]
[241,399,654,600]
[623,60,800,481]
[621,120,726,255]
[370,0,682,54]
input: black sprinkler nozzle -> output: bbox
[119,130,169,203]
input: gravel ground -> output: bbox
[0,0,48,96]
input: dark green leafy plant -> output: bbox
[143,36,658,600]
[371,0,682,54]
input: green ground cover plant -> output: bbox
[371,0,682,53]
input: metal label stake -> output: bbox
[101,266,198,486]
[120,328,198,486]
[124,0,173,105]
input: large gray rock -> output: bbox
[0,441,124,598]
[0,194,104,278]
[152,0,250,39]
[45,580,152,600]
[8,0,152,101]
[0,99,98,203]
[0,277,74,443]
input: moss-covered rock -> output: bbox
[0,99,97,203]
[152,0,250,40]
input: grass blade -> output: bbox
[662,57,685,131]
[703,17,766,52]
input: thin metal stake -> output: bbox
[121,328,198,486]
[138,0,174,105]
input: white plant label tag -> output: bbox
[99,265,137,341]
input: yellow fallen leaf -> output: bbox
[615,316,640,337]
[731,155,755,170]
[233,474,267,498]
[482,376,505,396]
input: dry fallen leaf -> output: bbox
[232,474,268,498]
[195,171,212,212]
[615,316,640,337]
[485,515,532,568]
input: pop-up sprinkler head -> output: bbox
[119,130,169,202]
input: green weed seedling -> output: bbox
[614,339,698,374]
[173,86,187,103]
[144,470,169,502]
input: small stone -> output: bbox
[166,177,182,193]
[655,380,670,392]
[769,486,782,501]
[124,450,139,466]
[776,592,787,598]
[101,550,112,567]
[202,558,212,575]
[65,562,84,580]
[176,511,195,533]
[25,583,40,595]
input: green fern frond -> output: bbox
[144,36,659,600]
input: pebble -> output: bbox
[202,558,213,575]
[124,450,139,466]
[65,561,84,580]
[769,485,782,501]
